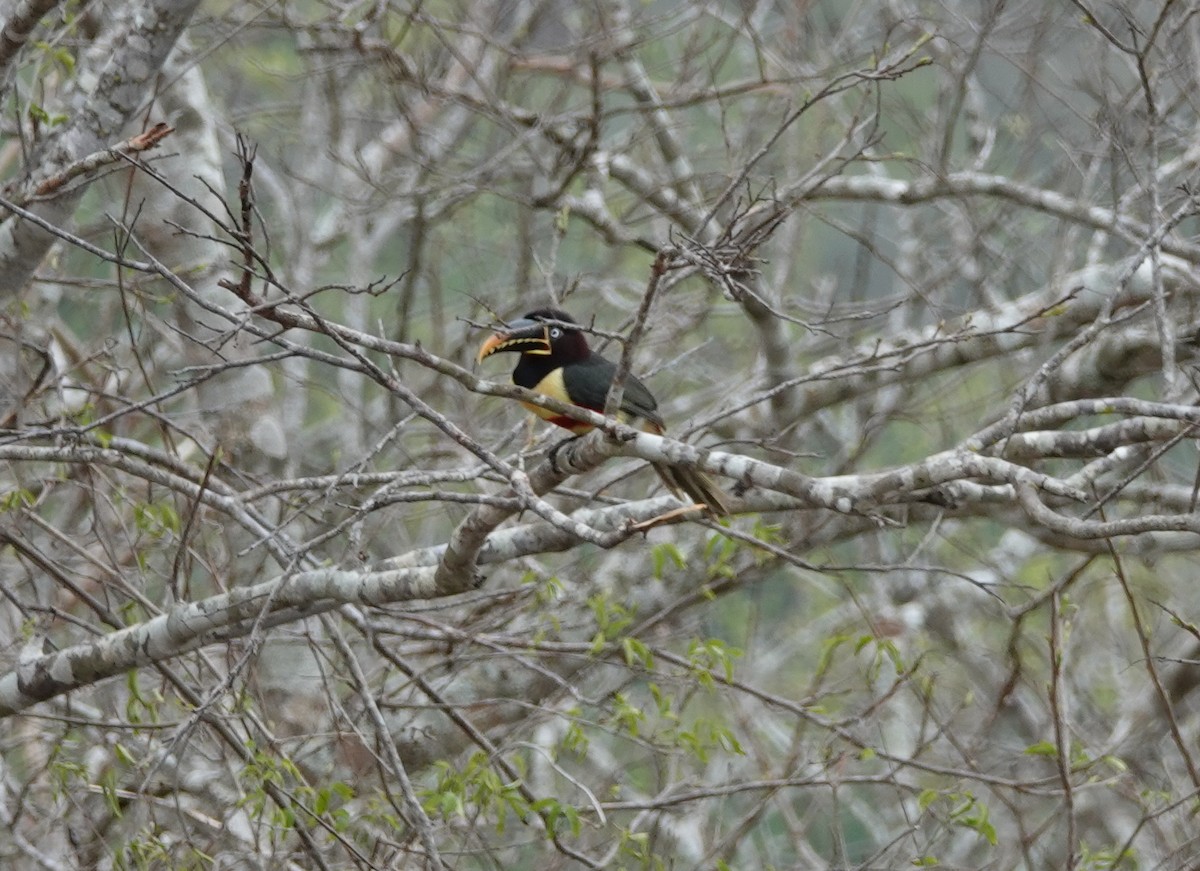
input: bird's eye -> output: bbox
[549,327,562,339]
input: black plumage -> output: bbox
[478,309,730,515]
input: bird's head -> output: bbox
[476,308,590,364]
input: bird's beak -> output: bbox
[476,332,508,363]
[476,318,551,363]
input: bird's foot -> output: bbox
[548,435,581,475]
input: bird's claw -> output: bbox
[548,435,580,475]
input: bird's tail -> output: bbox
[652,463,732,517]
[640,420,731,516]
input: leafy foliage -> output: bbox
[2,1,1200,869]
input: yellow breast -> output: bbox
[520,368,594,434]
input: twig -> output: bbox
[30,122,174,199]
[605,248,670,419]
[326,622,446,871]
[0,193,154,269]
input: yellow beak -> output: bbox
[476,318,552,363]
[476,332,507,363]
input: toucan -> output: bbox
[477,308,731,516]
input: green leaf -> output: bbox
[1024,741,1058,757]
[113,742,137,768]
[609,692,644,737]
[917,788,939,811]
[561,719,589,756]
[532,797,581,838]
[34,40,75,74]
[27,103,68,126]
[0,488,36,511]
[651,541,685,578]
[621,636,653,669]
[687,637,743,683]
[649,683,676,720]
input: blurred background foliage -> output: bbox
[3,0,1200,868]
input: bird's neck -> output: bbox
[513,351,586,389]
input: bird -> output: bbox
[477,308,731,516]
